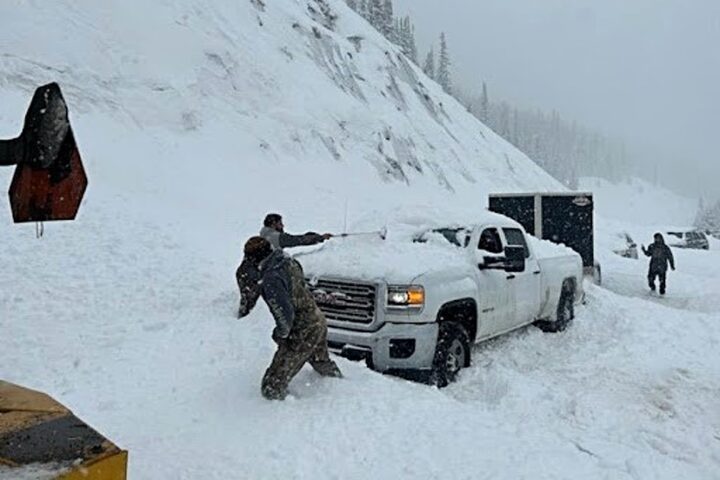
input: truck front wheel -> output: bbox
[430,322,470,387]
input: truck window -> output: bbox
[502,228,530,258]
[478,228,503,254]
[415,228,470,247]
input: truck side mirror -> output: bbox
[503,246,526,273]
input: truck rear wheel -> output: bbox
[430,322,470,387]
[535,287,574,333]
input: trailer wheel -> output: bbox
[430,322,470,388]
[535,286,575,333]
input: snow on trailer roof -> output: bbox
[489,191,593,197]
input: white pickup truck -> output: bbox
[301,212,584,386]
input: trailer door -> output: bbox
[541,195,594,268]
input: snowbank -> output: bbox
[580,177,696,227]
[1,1,719,479]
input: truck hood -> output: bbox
[297,234,470,285]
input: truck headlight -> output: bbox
[387,285,424,309]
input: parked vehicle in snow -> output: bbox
[666,230,709,250]
[301,212,584,386]
[488,192,601,283]
[612,231,639,259]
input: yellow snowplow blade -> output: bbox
[0,380,127,479]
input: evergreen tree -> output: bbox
[423,48,435,79]
[394,18,405,52]
[383,0,394,40]
[480,82,489,123]
[694,197,706,228]
[346,0,357,11]
[394,17,403,46]
[358,0,368,19]
[391,17,416,62]
[407,20,417,62]
[437,32,452,93]
[369,0,383,31]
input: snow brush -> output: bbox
[337,226,387,240]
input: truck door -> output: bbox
[474,227,514,337]
[501,227,541,326]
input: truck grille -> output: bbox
[307,278,377,324]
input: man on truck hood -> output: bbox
[641,233,675,295]
[237,236,342,400]
[260,213,333,250]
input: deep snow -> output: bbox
[1,0,719,479]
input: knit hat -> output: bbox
[244,236,273,263]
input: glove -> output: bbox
[272,327,289,345]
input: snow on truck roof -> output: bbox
[297,208,574,282]
[344,206,524,233]
[297,208,517,282]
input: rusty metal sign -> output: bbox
[4,83,88,223]
[9,127,87,222]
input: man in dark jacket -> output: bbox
[260,213,333,250]
[642,233,675,295]
[237,236,342,400]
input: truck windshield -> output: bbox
[417,228,470,247]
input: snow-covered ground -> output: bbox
[2,1,719,479]
[2,179,719,480]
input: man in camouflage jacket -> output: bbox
[237,236,342,400]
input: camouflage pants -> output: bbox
[261,310,342,400]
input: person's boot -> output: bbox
[311,360,343,378]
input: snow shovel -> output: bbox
[1,82,87,224]
[337,226,387,240]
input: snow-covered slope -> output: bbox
[1,0,560,214]
[580,177,696,227]
[2,2,719,479]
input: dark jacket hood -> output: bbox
[260,250,288,274]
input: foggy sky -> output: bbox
[393,0,720,196]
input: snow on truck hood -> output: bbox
[297,228,472,284]
[298,207,508,283]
